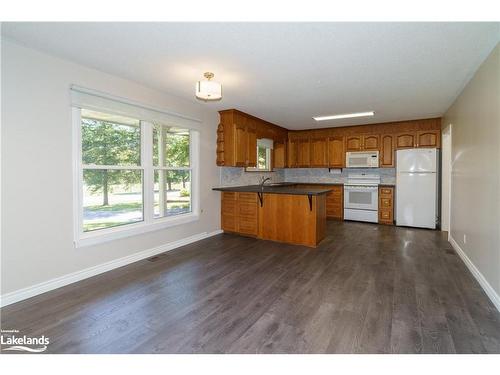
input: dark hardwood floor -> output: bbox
[2,221,500,354]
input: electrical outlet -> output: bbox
[463,234,467,244]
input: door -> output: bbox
[397,148,437,172]
[417,130,440,148]
[396,172,436,228]
[380,134,394,167]
[328,136,345,168]
[310,137,328,167]
[395,132,416,149]
[363,135,379,150]
[345,135,362,151]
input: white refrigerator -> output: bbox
[396,148,438,229]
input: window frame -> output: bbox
[246,144,273,172]
[72,108,200,248]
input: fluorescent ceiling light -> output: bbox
[313,111,375,121]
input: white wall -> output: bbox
[443,43,500,297]
[440,124,452,232]
[1,39,221,296]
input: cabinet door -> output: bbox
[395,132,416,149]
[328,136,345,168]
[310,137,328,167]
[246,121,257,167]
[234,122,248,166]
[325,185,343,220]
[297,138,311,167]
[273,141,287,169]
[287,139,298,168]
[345,135,363,151]
[417,130,440,148]
[380,134,394,167]
[363,135,379,150]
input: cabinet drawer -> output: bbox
[380,187,393,196]
[238,192,257,203]
[380,198,393,208]
[239,202,258,216]
[379,209,393,224]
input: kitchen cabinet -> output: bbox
[297,137,311,167]
[310,137,328,167]
[325,185,343,220]
[380,134,395,167]
[396,130,441,149]
[221,192,258,236]
[363,135,380,150]
[287,138,298,168]
[273,140,287,169]
[218,110,441,168]
[417,130,440,148]
[378,187,394,225]
[328,136,345,168]
[395,132,416,149]
[217,109,288,167]
[345,135,363,151]
[346,134,379,151]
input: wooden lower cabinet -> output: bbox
[378,186,394,225]
[221,192,258,236]
[325,185,343,220]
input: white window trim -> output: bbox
[72,108,200,248]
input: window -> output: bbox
[246,138,273,172]
[153,124,192,218]
[74,106,199,247]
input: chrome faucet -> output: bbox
[260,176,272,188]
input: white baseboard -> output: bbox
[449,235,500,313]
[0,230,223,308]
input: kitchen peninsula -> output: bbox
[213,184,331,247]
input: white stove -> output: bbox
[344,174,380,223]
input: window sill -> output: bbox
[75,212,200,248]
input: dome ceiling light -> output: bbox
[195,72,222,101]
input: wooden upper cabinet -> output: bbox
[297,137,311,167]
[310,137,328,167]
[363,135,380,150]
[246,119,257,167]
[345,135,363,151]
[328,136,345,168]
[395,132,416,149]
[380,134,394,168]
[287,138,298,168]
[346,134,379,151]
[233,119,248,166]
[417,130,441,148]
[273,141,287,169]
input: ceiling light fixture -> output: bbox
[313,111,375,121]
[195,72,222,101]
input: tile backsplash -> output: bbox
[219,167,396,186]
[219,167,285,186]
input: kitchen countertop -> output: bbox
[212,184,332,195]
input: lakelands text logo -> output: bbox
[1,329,49,353]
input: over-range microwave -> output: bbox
[346,151,379,168]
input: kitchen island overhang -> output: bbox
[213,185,331,247]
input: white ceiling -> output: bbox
[3,22,499,129]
